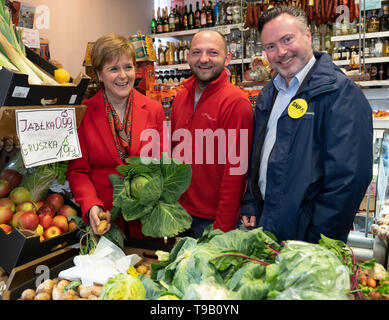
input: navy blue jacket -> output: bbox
[241,52,373,243]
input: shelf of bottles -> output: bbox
[326,3,389,84]
[155,58,252,71]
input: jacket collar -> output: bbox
[85,89,148,165]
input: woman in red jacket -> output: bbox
[66,33,165,239]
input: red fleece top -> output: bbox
[171,70,253,232]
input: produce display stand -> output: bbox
[1,242,164,300]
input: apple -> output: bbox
[37,203,55,218]
[16,201,37,213]
[44,225,62,239]
[36,200,45,209]
[0,169,22,189]
[9,187,30,205]
[58,205,77,219]
[45,193,64,212]
[0,198,15,212]
[0,179,11,198]
[0,206,13,225]
[68,219,77,231]
[11,211,24,228]
[52,215,68,233]
[18,210,39,231]
[38,213,53,230]
[34,224,44,236]
[0,223,12,234]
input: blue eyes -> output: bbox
[264,36,293,52]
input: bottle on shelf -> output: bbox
[151,9,157,34]
[184,40,190,63]
[332,42,340,61]
[379,63,385,80]
[173,42,180,65]
[226,1,233,25]
[178,41,185,64]
[367,9,380,33]
[206,1,214,27]
[324,25,333,55]
[174,5,181,31]
[188,4,195,29]
[380,5,389,32]
[370,64,378,80]
[169,7,176,32]
[311,25,321,52]
[232,0,241,24]
[195,1,201,28]
[182,5,189,30]
[163,7,169,33]
[214,0,221,26]
[158,40,165,66]
[157,7,163,34]
[229,32,237,59]
[375,37,384,57]
[384,38,389,57]
[201,0,207,28]
[236,33,243,59]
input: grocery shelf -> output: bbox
[331,31,389,42]
[154,58,252,71]
[151,23,243,38]
[373,118,389,129]
[334,56,389,66]
[357,80,389,87]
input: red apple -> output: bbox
[36,200,45,209]
[0,169,22,189]
[37,203,55,218]
[38,213,53,230]
[45,193,64,213]
[9,187,30,205]
[0,198,15,212]
[0,223,12,234]
[52,215,68,233]
[11,211,24,228]
[68,220,77,231]
[58,205,77,218]
[44,225,62,239]
[18,210,39,231]
[0,206,13,225]
[16,201,37,213]
[0,179,11,198]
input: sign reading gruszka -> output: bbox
[16,108,82,168]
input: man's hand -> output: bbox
[242,215,256,229]
[89,205,111,235]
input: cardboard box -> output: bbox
[0,198,82,275]
[359,194,376,212]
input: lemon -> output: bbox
[54,68,70,84]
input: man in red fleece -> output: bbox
[170,30,253,238]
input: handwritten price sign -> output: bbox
[16,108,82,168]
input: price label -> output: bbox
[16,108,82,168]
[360,0,382,11]
[214,25,231,35]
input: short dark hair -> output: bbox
[257,5,308,36]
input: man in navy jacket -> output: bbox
[240,5,373,243]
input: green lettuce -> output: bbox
[101,273,146,300]
[109,153,192,238]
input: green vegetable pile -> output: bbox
[137,227,356,300]
[101,273,146,300]
[109,153,193,238]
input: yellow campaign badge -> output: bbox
[288,99,308,119]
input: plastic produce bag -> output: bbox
[59,236,142,286]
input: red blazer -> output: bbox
[66,89,166,239]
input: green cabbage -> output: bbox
[130,175,151,199]
[109,153,193,238]
[101,273,146,300]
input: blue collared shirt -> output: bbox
[259,55,316,198]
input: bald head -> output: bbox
[190,30,228,54]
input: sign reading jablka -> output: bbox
[16,108,82,168]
